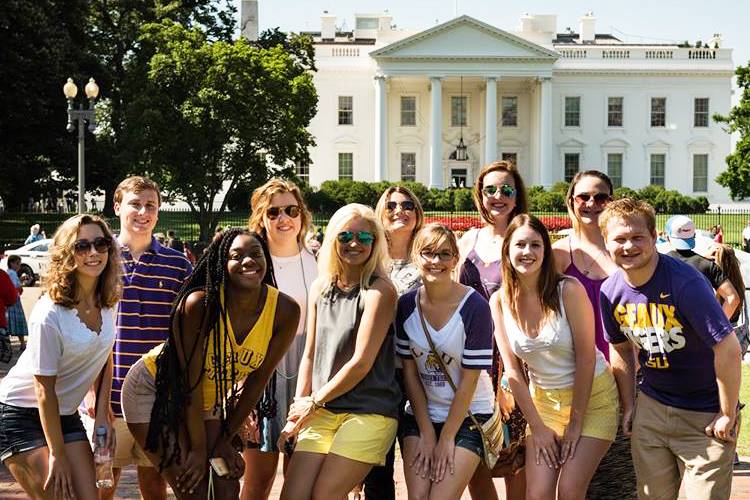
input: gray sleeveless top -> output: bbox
[312,277,401,418]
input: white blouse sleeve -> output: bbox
[27,312,64,376]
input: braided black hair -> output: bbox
[145,228,276,469]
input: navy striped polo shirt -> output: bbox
[111,237,192,417]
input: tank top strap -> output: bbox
[471,227,481,251]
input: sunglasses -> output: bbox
[419,250,455,262]
[482,184,516,199]
[266,205,301,220]
[337,231,375,246]
[574,193,611,205]
[73,237,111,255]
[385,200,416,213]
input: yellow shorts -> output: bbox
[528,369,619,442]
[295,409,398,466]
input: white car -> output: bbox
[0,239,52,287]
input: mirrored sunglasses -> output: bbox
[266,205,301,220]
[385,200,416,213]
[574,193,611,205]
[337,231,375,246]
[73,237,111,255]
[482,184,516,198]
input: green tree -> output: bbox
[715,64,750,200]
[135,21,317,240]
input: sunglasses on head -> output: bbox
[337,231,375,246]
[73,237,111,255]
[385,200,416,213]
[266,205,301,220]
[574,193,611,205]
[482,184,516,198]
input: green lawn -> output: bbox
[739,363,750,457]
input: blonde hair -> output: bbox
[374,185,425,260]
[248,178,311,244]
[317,204,389,290]
[46,214,122,309]
[114,176,162,206]
[473,161,528,225]
[412,223,459,260]
[599,198,656,237]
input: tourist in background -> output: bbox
[0,268,19,362]
[279,204,400,500]
[0,214,121,499]
[360,185,425,499]
[396,223,495,499]
[5,255,29,350]
[493,214,618,499]
[241,179,318,500]
[713,244,748,352]
[24,224,45,245]
[121,228,299,499]
[458,160,528,499]
[600,199,740,499]
[742,221,750,253]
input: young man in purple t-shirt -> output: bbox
[598,198,740,499]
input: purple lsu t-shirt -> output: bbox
[600,253,733,413]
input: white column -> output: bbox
[374,75,387,182]
[429,77,443,188]
[539,77,554,187]
[485,76,498,164]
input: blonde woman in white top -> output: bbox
[491,214,618,499]
[0,214,121,500]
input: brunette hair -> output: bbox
[114,176,162,206]
[714,244,745,313]
[565,170,614,232]
[473,161,528,225]
[248,178,311,244]
[599,198,656,237]
[374,185,425,259]
[45,214,121,309]
[501,214,561,323]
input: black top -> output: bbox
[667,249,726,290]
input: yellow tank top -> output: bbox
[142,285,279,411]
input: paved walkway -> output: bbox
[2,287,749,498]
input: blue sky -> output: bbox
[245,0,749,67]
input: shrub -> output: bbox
[530,191,566,212]
[453,188,475,211]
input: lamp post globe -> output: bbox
[84,78,99,99]
[63,78,78,99]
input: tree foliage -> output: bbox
[134,21,317,240]
[715,64,750,200]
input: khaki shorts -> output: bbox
[295,409,397,466]
[631,392,736,500]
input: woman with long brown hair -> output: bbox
[0,214,121,499]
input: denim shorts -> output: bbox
[400,412,492,458]
[0,402,88,462]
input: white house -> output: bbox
[286,11,734,201]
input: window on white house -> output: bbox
[608,97,623,127]
[501,97,518,127]
[338,96,353,125]
[693,154,708,192]
[694,98,709,127]
[607,153,623,189]
[338,152,353,180]
[650,154,666,186]
[564,97,581,127]
[564,153,580,182]
[451,96,467,127]
[400,153,416,182]
[650,98,666,127]
[295,161,309,184]
[400,96,416,126]
[501,152,517,166]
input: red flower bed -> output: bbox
[537,216,572,232]
[424,214,572,232]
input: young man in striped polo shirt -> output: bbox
[104,176,192,499]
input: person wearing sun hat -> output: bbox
[665,215,739,320]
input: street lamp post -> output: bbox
[64,77,99,214]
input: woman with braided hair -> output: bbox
[120,228,299,499]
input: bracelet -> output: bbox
[311,395,326,409]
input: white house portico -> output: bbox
[293,11,733,201]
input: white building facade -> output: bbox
[297,13,734,201]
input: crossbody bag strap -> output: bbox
[416,290,486,433]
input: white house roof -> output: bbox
[371,15,559,61]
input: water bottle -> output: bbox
[94,426,114,489]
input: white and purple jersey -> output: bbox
[395,288,495,422]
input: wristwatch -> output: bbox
[311,395,326,409]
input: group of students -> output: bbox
[0,163,743,500]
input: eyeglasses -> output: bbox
[266,205,301,220]
[482,184,516,199]
[385,200,416,213]
[73,237,111,255]
[419,250,455,262]
[337,231,375,246]
[574,193,611,205]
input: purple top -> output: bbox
[564,243,610,361]
[600,254,733,412]
[459,230,502,301]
